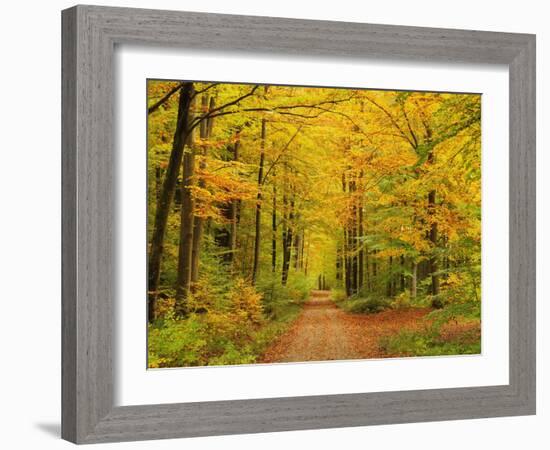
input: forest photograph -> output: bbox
[146,79,482,368]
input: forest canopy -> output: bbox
[146,80,481,368]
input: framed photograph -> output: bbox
[62,5,536,444]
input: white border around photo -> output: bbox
[114,45,509,406]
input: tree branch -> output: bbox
[363,95,416,149]
[147,82,184,115]
[188,85,261,132]
[261,125,304,185]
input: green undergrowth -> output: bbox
[331,287,481,357]
[379,326,481,357]
[331,288,393,314]
[148,272,309,368]
[379,301,481,357]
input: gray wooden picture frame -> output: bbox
[61,4,536,444]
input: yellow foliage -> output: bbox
[230,278,264,324]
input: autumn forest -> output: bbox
[147,80,482,368]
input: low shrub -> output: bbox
[148,275,307,368]
[390,291,411,309]
[148,313,209,368]
[347,297,392,314]
[330,288,347,303]
[257,272,310,320]
[336,296,392,314]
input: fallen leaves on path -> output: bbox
[261,290,432,363]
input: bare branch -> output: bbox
[261,125,304,185]
[363,95,416,149]
[400,102,419,148]
[192,83,220,98]
[188,85,261,132]
[147,82,184,115]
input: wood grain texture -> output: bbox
[61,7,77,443]
[61,4,536,444]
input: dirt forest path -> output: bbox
[261,290,431,363]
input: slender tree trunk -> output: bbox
[304,238,310,276]
[358,205,364,291]
[357,170,364,291]
[341,172,353,297]
[271,172,277,272]
[411,260,417,299]
[191,97,215,286]
[387,256,393,297]
[252,118,266,284]
[300,231,305,270]
[229,141,240,263]
[190,218,203,285]
[372,251,378,290]
[425,128,440,302]
[282,189,288,276]
[365,252,370,291]
[428,189,440,297]
[350,178,358,294]
[293,226,302,270]
[400,254,405,292]
[148,82,194,322]
[344,227,351,296]
[336,244,342,283]
[175,95,198,316]
[282,194,294,286]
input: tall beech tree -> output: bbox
[191,96,216,285]
[175,94,197,316]
[252,118,266,284]
[147,82,194,322]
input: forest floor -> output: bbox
[260,290,434,363]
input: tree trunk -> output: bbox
[358,204,364,291]
[344,227,351,296]
[174,95,198,316]
[428,189,440,297]
[425,129,440,302]
[293,226,302,270]
[387,256,393,297]
[303,238,310,276]
[300,232,305,270]
[350,178,358,295]
[365,252,370,290]
[191,97,215,286]
[336,244,342,283]
[372,251,378,280]
[400,254,405,292]
[271,171,277,272]
[411,260,417,299]
[148,82,194,322]
[281,194,294,286]
[357,170,364,291]
[229,140,240,263]
[252,118,266,284]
